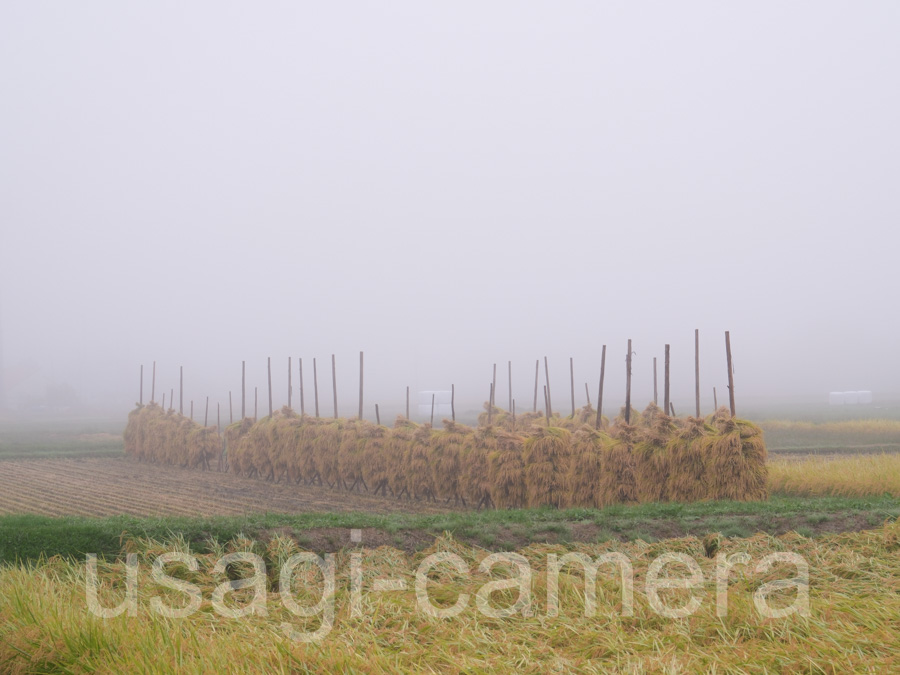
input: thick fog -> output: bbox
[1,2,898,421]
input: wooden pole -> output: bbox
[543,385,550,425]
[331,354,338,419]
[139,365,143,405]
[406,386,409,419]
[625,340,632,424]
[653,357,658,405]
[533,359,539,413]
[375,403,381,426]
[430,393,436,426]
[299,358,305,416]
[179,366,183,415]
[288,357,292,410]
[569,357,575,417]
[229,391,233,424]
[204,396,209,426]
[313,358,319,418]
[596,345,606,429]
[713,386,718,410]
[544,356,553,415]
[584,382,591,407]
[451,384,456,422]
[508,361,512,412]
[241,361,246,420]
[725,331,736,416]
[491,363,497,408]
[664,344,671,418]
[488,385,493,425]
[670,402,676,416]
[267,357,273,417]
[695,329,701,417]
[358,351,364,420]
[151,361,156,403]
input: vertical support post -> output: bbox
[375,404,381,426]
[544,356,552,415]
[358,351,364,420]
[299,358,305,416]
[267,357,273,417]
[569,357,575,417]
[584,382,591,407]
[313,358,319,418]
[487,385,493,425]
[451,384,456,422]
[508,361,512,412]
[241,361,246,420]
[139,365,143,405]
[713,386,718,410]
[695,329,701,417]
[653,357,658,405]
[664,344,671,418]
[625,340,633,424]
[179,366,183,415]
[151,361,156,404]
[491,363,497,408]
[725,331,736,417]
[543,385,550,425]
[533,359,539,413]
[430,393,436,426]
[288,357,292,410]
[331,354,338,419]
[596,345,606,429]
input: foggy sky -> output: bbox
[1,2,898,419]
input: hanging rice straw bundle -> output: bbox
[337,419,368,491]
[296,417,326,485]
[565,426,608,508]
[704,416,768,501]
[406,423,437,501]
[523,426,571,507]
[224,417,255,477]
[187,426,220,470]
[487,428,526,509]
[312,419,345,489]
[598,423,638,506]
[634,407,676,503]
[359,422,391,496]
[477,402,507,428]
[464,426,497,509]
[664,416,714,502]
[387,417,418,499]
[512,411,543,433]
[431,420,472,505]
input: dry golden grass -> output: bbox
[768,452,900,497]
[2,522,898,673]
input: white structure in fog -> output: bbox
[418,390,453,419]
[829,391,873,405]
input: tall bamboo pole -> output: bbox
[695,329,701,417]
[664,344,671,417]
[625,340,633,424]
[595,345,606,428]
[725,331,736,416]
[544,356,552,415]
[241,361,246,419]
[569,357,575,417]
[299,358,305,416]
[533,359,539,413]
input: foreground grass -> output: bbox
[2,495,898,565]
[1,522,898,673]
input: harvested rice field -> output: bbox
[0,457,455,518]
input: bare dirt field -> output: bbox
[0,457,455,517]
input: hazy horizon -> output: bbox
[2,2,898,421]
